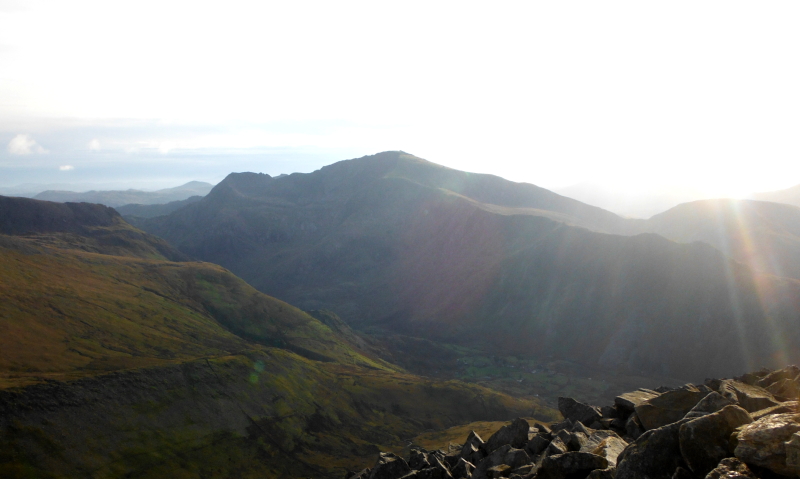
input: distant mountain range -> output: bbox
[31,180,214,207]
[0,194,548,477]
[138,151,800,380]
[751,183,800,209]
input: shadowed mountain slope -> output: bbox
[0,196,552,478]
[635,199,800,280]
[140,152,800,380]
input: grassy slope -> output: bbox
[0,231,556,478]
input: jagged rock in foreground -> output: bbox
[350,365,800,479]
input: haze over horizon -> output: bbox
[2,1,799,204]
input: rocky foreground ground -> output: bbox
[347,366,800,479]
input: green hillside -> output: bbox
[0,196,555,478]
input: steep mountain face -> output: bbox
[636,199,800,280]
[140,152,800,380]
[32,180,214,207]
[0,196,552,478]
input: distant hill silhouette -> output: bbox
[33,180,214,207]
[751,183,800,208]
[635,199,800,280]
[139,151,800,380]
[116,195,204,218]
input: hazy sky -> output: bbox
[1,1,799,197]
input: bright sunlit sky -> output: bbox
[1,1,799,200]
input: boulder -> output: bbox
[756,365,800,388]
[671,467,693,479]
[484,465,510,478]
[402,466,453,479]
[409,449,431,470]
[533,423,552,436]
[615,389,660,412]
[580,430,625,454]
[549,418,574,433]
[586,468,616,479]
[704,457,758,479]
[734,412,800,476]
[451,458,475,479]
[684,391,737,419]
[565,431,588,452]
[349,468,371,479]
[750,401,798,420]
[537,452,609,479]
[558,397,602,426]
[588,436,628,467]
[369,453,412,479]
[678,405,753,476]
[624,413,644,440]
[634,385,708,430]
[526,435,550,457]
[471,445,511,479]
[718,379,780,413]
[600,405,619,419]
[484,418,530,453]
[616,419,689,479]
[459,431,486,466]
[546,437,568,457]
[766,378,800,399]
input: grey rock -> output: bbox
[616,419,689,479]
[580,430,625,454]
[410,449,431,470]
[451,458,475,479]
[484,418,530,453]
[459,430,486,466]
[472,445,528,479]
[586,467,616,479]
[671,467,693,479]
[750,400,798,420]
[625,413,644,440]
[588,436,628,467]
[537,452,609,479]
[526,435,550,457]
[350,468,371,479]
[369,452,412,479]
[635,385,708,430]
[615,389,660,412]
[549,418,574,433]
[718,379,780,413]
[546,437,568,457]
[678,405,753,476]
[559,397,602,426]
[756,366,800,388]
[684,391,737,419]
[704,457,757,479]
[734,412,800,476]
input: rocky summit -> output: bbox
[349,366,800,479]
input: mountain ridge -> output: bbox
[138,151,800,380]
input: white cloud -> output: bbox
[8,133,47,154]
[59,165,74,171]
[88,138,100,150]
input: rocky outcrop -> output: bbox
[354,366,800,479]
